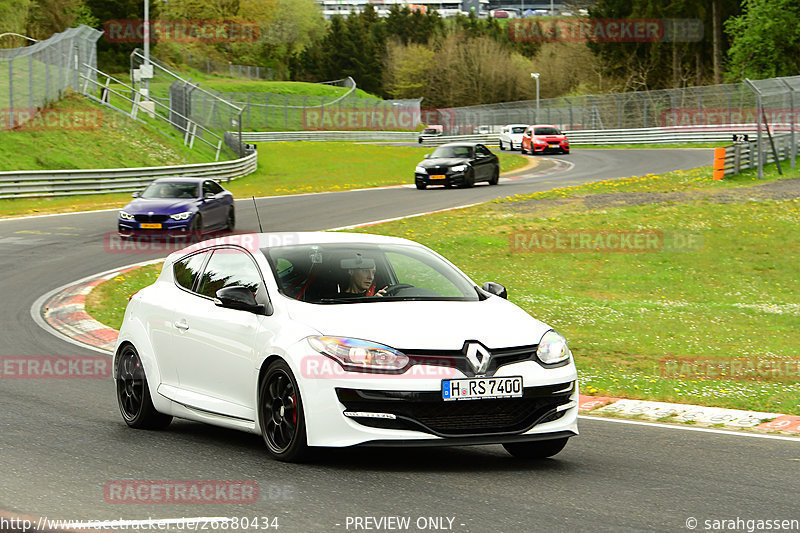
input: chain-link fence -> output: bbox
[182,52,287,81]
[1,25,102,129]
[430,77,800,138]
[129,48,244,158]
[191,83,422,132]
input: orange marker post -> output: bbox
[713,147,727,180]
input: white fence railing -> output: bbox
[0,150,257,199]
[240,131,418,143]
[241,125,759,147]
[716,132,798,177]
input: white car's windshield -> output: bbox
[263,243,480,303]
[140,182,199,199]
[511,126,526,134]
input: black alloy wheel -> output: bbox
[116,345,172,429]
[259,360,309,462]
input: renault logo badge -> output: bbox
[465,342,491,375]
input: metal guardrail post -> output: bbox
[778,78,796,169]
[744,79,763,179]
[8,58,14,128]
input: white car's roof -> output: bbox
[504,123,528,128]
[166,232,420,262]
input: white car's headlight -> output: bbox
[119,211,135,220]
[170,211,193,221]
[308,336,410,373]
[536,330,571,365]
[415,166,427,174]
[451,164,468,172]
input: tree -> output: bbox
[725,0,800,80]
[26,0,98,40]
[261,0,324,74]
[0,0,31,46]
[383,39,435,99]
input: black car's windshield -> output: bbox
[534,127,561,136]
[431,145,472,159]
[140,182,199,199]
[511,126,526,134]
[263,243,480,304]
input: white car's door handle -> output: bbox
[174,319,189,331]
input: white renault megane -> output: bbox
[114,232,578,461]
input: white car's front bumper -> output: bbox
[284,354,579,448]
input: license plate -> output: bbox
[430,174,445,180]
[139,223,162,229]
[549,144,559,147]
[442,376,523,401]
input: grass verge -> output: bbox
[0,92,216,171]
[0,143,528,218]
[84,263,163,329]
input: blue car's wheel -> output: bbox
[190,214,202,239]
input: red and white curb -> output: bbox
[579,395,800,436]
[33,260,164,355]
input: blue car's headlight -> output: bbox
[451,164,468,172]
[119,211,134,220]
[170,211,193,221]
[308,336,409,373]
[536,330,571,365]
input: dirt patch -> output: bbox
[510,178,800,216]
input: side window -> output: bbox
[173,252,208,292]
[203,181,223,197]
[477,145,490,156]
[196,248,264,299]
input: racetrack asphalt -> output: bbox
[3,148,798,532]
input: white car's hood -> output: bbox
[285,297,551,350]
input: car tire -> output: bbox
[509,141,514,151]
[520,144,527,155]
[461,169,475,188]
[499,141,505,150]
[190,214,202,240]
[225,207,236,231]
[415,181,427,190]
[563,149,570,155]
[258,359,310,462]
[503,437,569,459]
[488,168,499,185]
[116,344,173,430]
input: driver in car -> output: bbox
[339,254,388,298]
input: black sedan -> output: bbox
[414,142,500,189]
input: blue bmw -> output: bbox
[118,178,235,238]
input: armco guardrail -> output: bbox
[0,150,257,199]
[564,125,756,145]
[240,131,418,143]
[715,132,798,178]
[242,125,757,147]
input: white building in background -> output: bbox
[315,0,490,19]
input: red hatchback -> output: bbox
[521,125,570,155]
